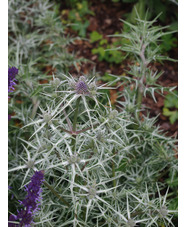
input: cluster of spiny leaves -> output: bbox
[8,0,83,127]
[9,72,177,226]
[111,13,177,108]
[8,0,82,222]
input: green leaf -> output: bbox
[163,107,178,124]
[164,91,178,108]
[99,39,108,45]
[30,85,43,97]
[92,47,105,59]
[169,111,178,124]
[90,31,103,43]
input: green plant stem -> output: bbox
[73,97,81,132]
[44,181,70,207]
[136,85,143,111]
[81,152,94,172]
[70,97,81,195]
[136,42,147,113]
[112,149,116,187]
[112,161,116,187]
[71,97,81,150]
[31,98,40,119]
[70,97,82,223]
[62,104,73,131]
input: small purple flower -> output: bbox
[8,67,18,93]
[76,80,89,94]
[8,171,44,227]
[75,77,90,95]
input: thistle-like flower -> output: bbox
[8,171,44,227]
[75,76,90,95]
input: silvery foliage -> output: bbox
[111,12,177,108]
[9,71,177,226]
[8,0,82,123]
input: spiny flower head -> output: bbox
[8,67,18,93]
[75,76,90,95]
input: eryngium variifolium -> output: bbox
[8,73,177,226]
[110,14,177,110]
[8,0,83,125]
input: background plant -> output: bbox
[90,31,124,64]
[8,0,83,131]
[111,13,177,112]
[62,0,94,37]
[163,90,178,124]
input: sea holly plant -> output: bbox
[8,68,177,226]
[110,12,177,113]
[8,0,83,130]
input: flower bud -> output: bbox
[88,186,97,199]
[126,219,136,227]
[51,78,60,88]
[43,112,52,123]
[159,205,168,218]
[68,155,80,164]
[109,110,118,120]
[27,159,35,169]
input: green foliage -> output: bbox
[127,0,146,24]
[90,31,103,43]
[112,0,137,3]
[166,169,178,216]
[8,0,83,129]
[163,91,178,124]
[91,32,124,64]
[111,14,177,109]
[164,91,178,109]
[160,34,177,52]
[66,0,94,37]
[124,0,178,25]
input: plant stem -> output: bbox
[70,97,82,223]
[43,181,70,207]
[72,97,81,132]
[112,161,116,187]
[31,98,40,119]
[136,85,143,111]
[71,97,81,150]
[70,97,81,195]
[62,104,73,131]
[136,42,147,113]
[112,149,116,187]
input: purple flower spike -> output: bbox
[8,67,18,93]
[8,171,44,227]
